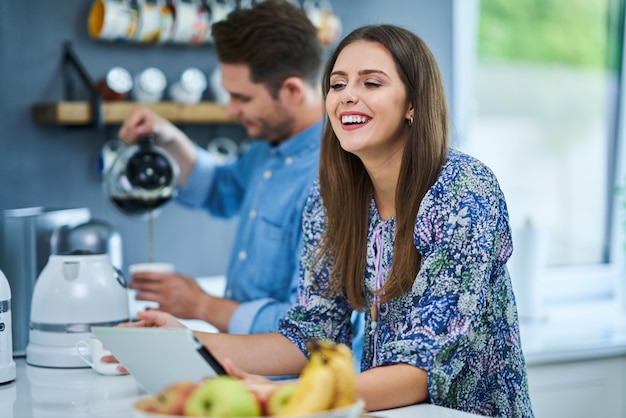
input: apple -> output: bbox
[266,383,297,416]
[184,376,262,417]
[245,382,279,415]
[135,380,197,414]
[152,380,199,414]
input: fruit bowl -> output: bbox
[132,397,365,418]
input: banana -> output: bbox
[316,340,358,409]
[277,346,336,415]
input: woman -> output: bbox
[124,24,534,417]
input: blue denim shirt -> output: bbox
[177,121,364,368]
[176,122,323,334]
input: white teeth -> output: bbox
[341,115,368,124]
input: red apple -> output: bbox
[245,382,280,415]
[144,380,198,415]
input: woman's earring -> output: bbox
[408,116,414,127]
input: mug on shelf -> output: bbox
[303,0,342,47]
[169,0,210,44]
[157,1,176,43]
[207,137,239,165]
[88,0,139,41]
[133,0,162,43]
[203,0,237,43]
[132,67,167,103]
[95,66,133,100]
[169,67,207,104]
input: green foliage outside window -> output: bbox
[478,0,621,69]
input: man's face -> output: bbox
[219,63,294,143]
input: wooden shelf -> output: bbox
[32,101,235,125]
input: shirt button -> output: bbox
[249,209,257,218]
[285,157,294,165]
[225,289,233,298]
[263,170,272,179]
[238,250,247,261]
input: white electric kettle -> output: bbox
[26,251,130,368]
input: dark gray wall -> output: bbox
[0,0,455,278]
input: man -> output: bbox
[118,1,338,337]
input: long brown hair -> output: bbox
[317,25,449,309]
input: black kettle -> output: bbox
[103,135,180,219]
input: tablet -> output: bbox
[91,326,226,394]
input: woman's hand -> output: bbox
[100,310,187,373]
[222,358,274,386]
[119,309,187,329]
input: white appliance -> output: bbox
[26,253,130,368]
[0,269,15,383]
[0,207,91,355]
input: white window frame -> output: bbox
[452,0,626,308]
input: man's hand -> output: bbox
[118,106,180,145]
[116,106,198,184]
[129,271,206,319]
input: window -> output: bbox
[459,0,625,305]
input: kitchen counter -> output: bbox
[3,358,483,418]
[519,301,626,366]
[6,277,626,417]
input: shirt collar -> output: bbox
[270,119,324,158]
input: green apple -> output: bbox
[266,383,297,416]
[184,376,262,417]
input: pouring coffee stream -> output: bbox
[103,135,180,262]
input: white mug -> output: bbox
[169,68,207,104]
[303,0,342,47]
[132,67,167,103]
[128,262,175,314]
[88,0,138,41]
[75,337,124,375]
[133,0,162,42]
[170,0,209,44]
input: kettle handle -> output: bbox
[114,267,127,288]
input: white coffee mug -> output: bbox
[169,68,207,104]
[303,0,342,47]
[207,137,238,165]
[128,262,175,314]
[132,67,167,103]
[170,0,209,44]
[204,0,237,43]
[134,0,162,42]
[75,337,124,375]
[88,0,138,41]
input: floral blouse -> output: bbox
[278,149,534,418]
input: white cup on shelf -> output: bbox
[169,68,207,104]
[132,67,167,102]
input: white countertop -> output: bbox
[3,358,483,418]
[6,277,626,417]
[519,300,626,366]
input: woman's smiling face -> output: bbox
[326,40,412,163]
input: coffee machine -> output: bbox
[0,207,90,355]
